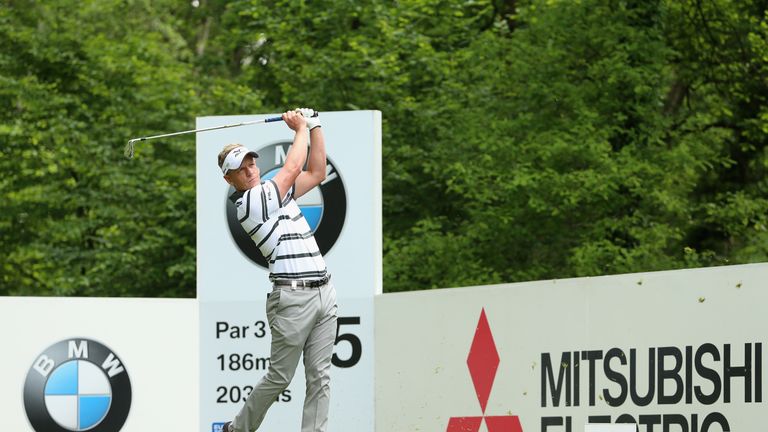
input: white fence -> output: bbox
[375,263,767,432]
[0,297,197,431]
[2,263,765,431]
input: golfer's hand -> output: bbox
[283,110,307,131]
[295,107,321,130]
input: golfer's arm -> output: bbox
[293,128,326,198]
[273,127,309,199]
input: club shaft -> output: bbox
[124,110,318,159]
[129,116,283,144]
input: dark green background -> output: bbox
[1,0,766,297]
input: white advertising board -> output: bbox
[0,297,198,431]
[375,263,768,432]
[196,111,381,432]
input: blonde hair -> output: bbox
[218,144,244,170]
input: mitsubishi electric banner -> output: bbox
[196,111,381,432]
[375,263,768,432]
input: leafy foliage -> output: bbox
[1,0,766,295]
[0,0,261,296]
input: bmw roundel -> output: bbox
[226,141,347,267]
[24,339,132,432]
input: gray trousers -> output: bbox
[234,282,337,432]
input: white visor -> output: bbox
[221,147,259,174]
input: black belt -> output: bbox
[273,274,330,288]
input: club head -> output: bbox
[124,139,138,159]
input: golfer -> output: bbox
[218,108,337,432]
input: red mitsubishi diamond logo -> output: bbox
[446,309,523,432]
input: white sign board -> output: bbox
[0,297,198,431]
[196,111,381,432]
[375,263,768,432]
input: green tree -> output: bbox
[665,0,768,265]
[0,0,262,296]
[384,0,768,290]
[1,0,766,296]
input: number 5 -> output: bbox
[332,316,362,368]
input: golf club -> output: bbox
[124,110,318,159]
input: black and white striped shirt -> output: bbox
[230,180,327,281]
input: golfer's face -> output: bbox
[227,155,260,191]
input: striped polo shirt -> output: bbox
[230,180,327,281]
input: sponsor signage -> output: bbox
[374,263,768,432]
[0,297,197,431]
[197,111,381,432]
[24,339,131,432]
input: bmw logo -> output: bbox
[24,339,132,432]
[226,141,347,267]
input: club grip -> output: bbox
[265,110,319,123]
